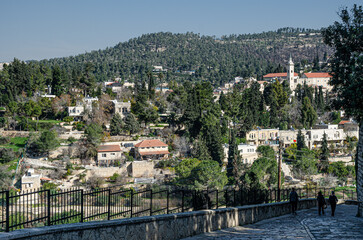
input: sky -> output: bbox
[0,0,359,62]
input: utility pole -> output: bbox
[277,140,283,201]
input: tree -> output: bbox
[175,158,227,190]
[34,130,59,155]
[192,135,212,161]
[301,97,317,129]
[297,129,306,150]
[257,145,275,159]
[124,113,140,135]
[322,4,363,216]
[319,132,330,172]
[328,161,349,183]
[0,165,12,189]
[83,123,103,160]
[227,129,240,184]
[110,114,123,136]
[241,157,278,190]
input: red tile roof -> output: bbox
[303,73,332,78]
[338,120,350,125]
[98,145,121,152]
[135,139,168,148]
[139,150,169,156]
[263,72,298,78]
[40,177,52,181]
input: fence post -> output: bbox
[130,190,133,218]
[5,190,9,232]
[47,189,51,226]
[166,190,169,214]
[80,189,84,223]
[315,187,317,197]
[107,189,111,220]
[181,190,184,212]
[150,189,153,216]
[216,190,219,209]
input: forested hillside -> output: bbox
[40,28,333,86]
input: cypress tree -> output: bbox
[110,113,123,136]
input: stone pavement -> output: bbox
[183,205,363,240]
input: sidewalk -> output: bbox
[183,205,363,240]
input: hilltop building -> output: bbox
[263,56,332,92]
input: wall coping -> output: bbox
[0,198,315,240]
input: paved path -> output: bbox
[183,205,363,240]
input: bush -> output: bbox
[63,116,74,123]
[0,136,10,145]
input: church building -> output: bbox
[263,56,332,92]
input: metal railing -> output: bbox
[0,186,357,232]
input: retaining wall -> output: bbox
[0,199,316,240]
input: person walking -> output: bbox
[317,191,326,215]
[289,188,299,215]
[329,191,338,216]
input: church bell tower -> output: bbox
[287,55,295,91]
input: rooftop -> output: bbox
[263,72,298,78]
[135,139,168,148]
[303,72,332,78]
[97,145,121,152]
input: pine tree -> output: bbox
[227,129,237,180]
[322,5,363,215]
[124,113,140,135]
[110,113,123,136]
[297,129,306,150]
[301,97,317,129]
[192,135,212,161]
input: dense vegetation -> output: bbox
[39,28,332,85]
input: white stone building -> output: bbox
[21,168,41,190]
[246,128,279,146]
[67,105,84,121]
[97,144,122,167]
[238,144,258,165]
[111,100,131,119]
[134,139,169,160]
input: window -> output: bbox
[102,154,106,157]
[111,153,115,156]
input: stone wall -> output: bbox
[130,161,154,178]
[1,199,316,240]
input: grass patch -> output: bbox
[32,120,62,124]
[0,137,28,152]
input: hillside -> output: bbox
[40,28,333,86]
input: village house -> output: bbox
[238,144,258,164]
[97,144,122,167]
[134,139,169,160]
[21,168,41,190]
[111,100,131,119]
[67,104,84,121]
[246,128,279,146]
[83,96,98,110]
[339,120,359,139]
[279,124,347,150]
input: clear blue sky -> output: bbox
[0,0,358,62]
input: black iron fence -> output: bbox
[0,186,357,232]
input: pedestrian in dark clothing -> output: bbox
[289,188,299,215]
[317,191,326,215]
[329,191,338,216]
